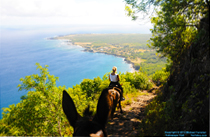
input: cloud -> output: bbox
[0,0,78,17]
[0,0,152,28]
[0,0,126,18]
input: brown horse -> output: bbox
[108,87,123,119]
[62,89,113,136]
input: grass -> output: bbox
[121,91,149,108]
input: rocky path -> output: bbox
[106,89,157,136]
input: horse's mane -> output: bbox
[83,105,93,117]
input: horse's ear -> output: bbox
[62,90,81,128]
[93,88,111,128]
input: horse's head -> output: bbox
[62,89,111,136]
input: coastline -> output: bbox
[92,51,138,72]
[50,37,139,72]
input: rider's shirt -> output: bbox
[110,74,118,82]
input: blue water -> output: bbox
[0,27,133,118]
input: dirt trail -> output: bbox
[106,89,157,136]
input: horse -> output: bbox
[62,88,113,136]
[107,86,123,119]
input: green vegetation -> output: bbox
[125,0,208,63]
[56,34,167,75]
[0,63,153,136]
[125,0,209,136]
[1,0,208,135]
[151,68,170,85]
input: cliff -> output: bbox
[161,14,209,133]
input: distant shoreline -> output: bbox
[48,37,138,72]
[72,40,138,73]
[82,49,137,73]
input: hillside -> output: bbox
[53,34,167,75]
[161,15,209,132]
[137,15,209,136]
[0,63,155,136]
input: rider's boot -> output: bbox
[120,97,125,101]
[120,92,125,101]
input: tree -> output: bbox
[80,77,102,97]
[0,63,154,136]
[125,0,209,63]
[0,63,70,136]
[125,0,161,21]
[125,0,209,135]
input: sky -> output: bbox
[0,0,152,33]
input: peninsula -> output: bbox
[52,34,166,75]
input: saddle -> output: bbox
[108,83,121,92]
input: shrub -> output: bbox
[152,68,169,85]
[121,71,153,90]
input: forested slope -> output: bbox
[124,0,209,136]
[136,10,209,137]
[162,15,209,133]
[0,63,154,136]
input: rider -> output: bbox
[109,66,125,101]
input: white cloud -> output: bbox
[0,0,152,29]
[0,0,77,17]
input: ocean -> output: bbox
[0,27,133,118]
